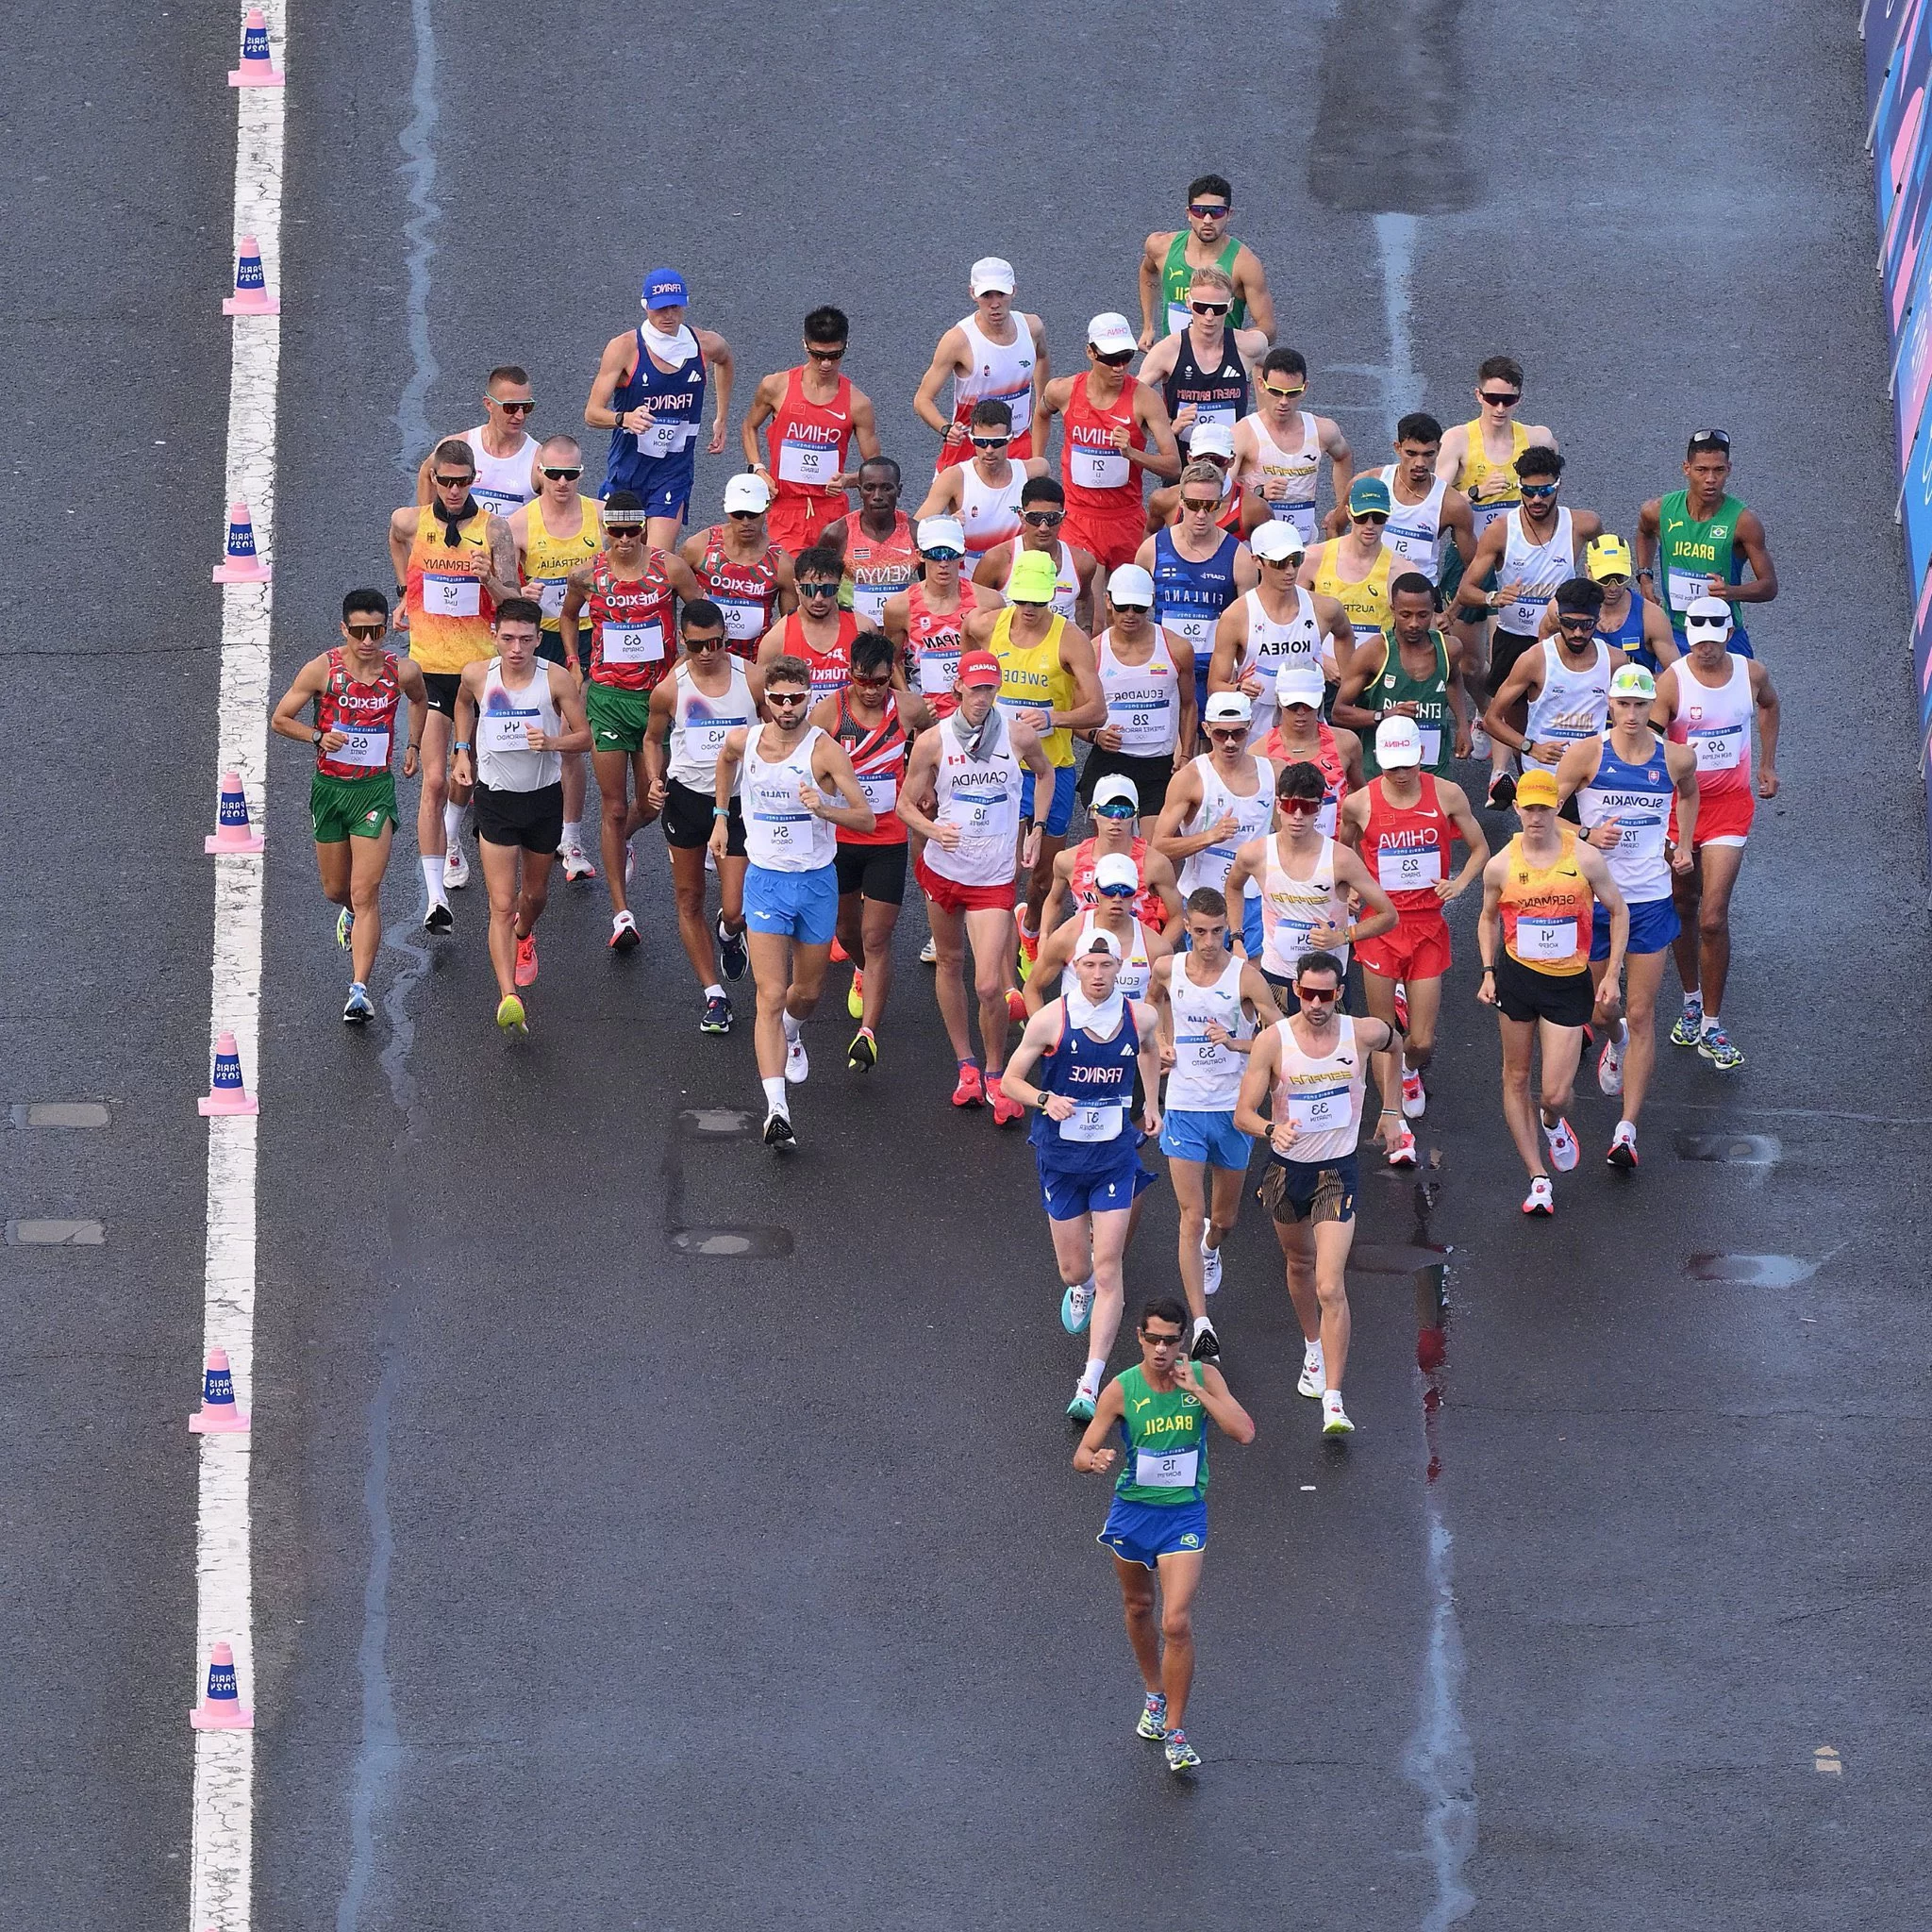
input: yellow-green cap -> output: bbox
[1008,550,1059,604]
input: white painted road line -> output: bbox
[193,7,291,1929]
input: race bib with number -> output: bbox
[1416,725,1442,765]
[602,621,664,666]
[1317,799,1338,837]
[854,583,901,625]
[1287,1084,1348,1133]
[1109,693,1173,753]
[1164,612,1213,647]
[1269,499,1319,541]
[1667,568,1712,614]
[1058,1099,1124,1143]
[1516,916,1577,962]
[481,710,538,752]
[857,773,898,813]
[1175,1030,1231,1071]
[1072,445,1130,491]
[918,649,961,695]
[535,578,567,619]
[1376,846,1442,893]
[637,418,689,459]
[1190,402,1240,432]
[332,728,389,770]
[1166,301,1192,336]
[778,439,840,487]
[1690,724,1743,772]
[751,785,807,836]
[1135,1447,1199,1490]
[422,574,481,619]
[717,598,764,641]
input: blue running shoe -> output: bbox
[1061,1281,1094,1334]
[1164,1728,1201,1774]
[1136,1693,1168,1741]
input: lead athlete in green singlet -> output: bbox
[1074,1297,1257,1774]
[1635,429,1777,657]
[1136,174,1275,348]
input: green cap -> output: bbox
[1008,550,1059,604]
[1347,475,1391,517]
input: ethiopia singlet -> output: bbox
[903,583,967,714]
[1356,773,1457,916]
[844,513,919,627]
[1240,408,1322,542]
[1067,834,1169,931]
[405,502,495,675]
[1499,828,1594,975]
[924,708,1024,887]
[1163,326,1249,452]
[1313,540,1394,650]
[779,608,860,707]
[1378,465,1450,582]
[1457,417,1531,540]
[1259,833,1350,978]
[667,659,756,795]
[1164,950,1254,1113]
[1576,732,1673,906]
[522,495,601,641]
[743,724,837,873]
[991,606,1075,768]
[314,649,402,780]
[461,429,535,521]
[1026,998,1144,1173]
[1176,754,1275,900]
[1496,508,1576,639]
[588,554,675,692]
[1523,639,1613,774]
[603,325,706,494]
[692,525,781,658]
[1161,232,1246,335]
[1269,1014,1369,1165]
[1356,630,1454,776]
[1111,1362,1208,1507]
[1657,490,1748,634]
[960,459,1029,558]
[831,690,909,847]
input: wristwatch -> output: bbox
[453,740,472,752]
[311,727,324,746]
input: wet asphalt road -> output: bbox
[6,2,1931,1927]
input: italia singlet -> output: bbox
[1164,951,1254,1114]
[1576,733,1673,906]
[1163,326,1249,453]
[1457,417,1531,539]
[461,429,536,521]
[1161,232,1246,335]
[1356,773,1457,916]
[843,513,919,627]
[903,583,967,714]
[1499,829,1594,975]
[314,649,402,779]
[603,325,706,500]
[405,502,495,675]
[743,724,838,873]
[692,525,781,658]
[522,494,601,642]
[587,554,675,692]
[1356,630,1454,776]
[778,608,860,706]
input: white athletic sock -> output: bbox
[1081,1356,1106,1392]
[1702,1010,1721,1035]
[782,1010,802,1043]
[563,818,582,849]
[1683,991,1702,1010]
[420,856,447,905]
[762,1075,787,1113]
[442,802,465,848]
[704,982,725,1001]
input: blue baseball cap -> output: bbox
[642,268,689,310]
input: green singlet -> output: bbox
[1656,489,1744,633]
[1357,628,1454,777]
[1112,1363,1210,1506]
[1161,232,1245,335]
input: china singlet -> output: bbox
[1259,833,1350,978]
[831,690,909,846]
[1666,655,1754,799]
[1231,586,1321,741]
[1523,639,1612,774]
[960,459,1028,558]
[844,514,919,627]
[1151,526,1241,667]
[1269,1014,1368,1165]
[924,708,1024,887]
[743,724,838,873]
[462,428,536,521]
[692,525,781,657]
[1096,630,1182,758]
[1457,417,1531,538]
[1496,508,1576,638]
[588,555,675,692]
[1239,408,1322,542]
[1164,951,1255,1113]
[1001,541,1080,621]
[1027,998,1144,1173]
[1378,465,1449,581]
[1313,541,1393,649]
[667,659,756,794]
[1075,913,1155,998]
[1162,232,1246,335]
[991,606,1076,767]
[475,657,562,792]
[1576,732,1673,904]
[778,608,860,706]
[1163,327,1249,451]
[1067,834,1168,931]
[1499,828,1594,974]
[950,313,1037,440]
[522,495,601,637]
[314,649,402,780]
[1356,773,1457,916]
[1111,1362,1208,1507]
[1356,630,1454,776]
[767,369,853,509]
[1176,753,1275,899]
[1060,373,1146,517]
[604,327,706,494]
[903,583,966,713]
[405,503,495,674]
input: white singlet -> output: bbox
[1497,507,1575,637]
[959,459,1029,559]
[743,724,838,873]
[1270,1013,1368,1165]
[1231,586,1321,741]
[1379,464,1449,582]
[1177,753,1275,901]
[462,427,537,521]
[1097,628,1182,758]
[668,658,756,793]
[475,657,561,791]
[1164,950,1254,1112]
[1259,833,1350,978]
[1077,911,1154,999]
[1240,409,1321,541]
[1523,639,1612,774]
[953,314,1036,437]
[1003,540,1079,620]
[924,709,1024,887]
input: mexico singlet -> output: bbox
[314,649,402,780]
[1576,732,1673,905]
[1356,630,1454,776]
[588,554,674,692]
[691,525,781,657]
[1499,829,1594,975]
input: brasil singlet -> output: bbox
[743,724,837,873]
[405,502,495,674]
[1060,373,1146,518]
[475,657,561,792]
[1313,540,1393,649]
[588,554,674,692]
[903,583,966,713]
[1657,490,1747,630]
[1357,773,1457,915]
[844,513,919,627]
[1067,834,1169,931]
[1576,731,1673,904]
[1457,416,1531,539]
[522,495,601,637]
[692,525,781,657]
[314,648,402,780]
[1164,950,1254,1113]
[767,368,852,508]
[1356,630,1454,776]
[780,608,860,706]
[604,326,706,492]
[831,690,909,846]
[1259,833,1350,978]
[1026,998,1144,1174]
[924,708,1024,887]
[1112,1362,1208,1506]
[1269,1014,1368,1165]
[1499,829,1594,974]
[991,606,1076,767]
[1097,629,1182,758]
[667,659,756,794]
[1162,232,1246,334]
[1176,753,1275,900]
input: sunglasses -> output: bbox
[1190,300,1229,316]
[1261,383,1307,402]
[343,621,387,640]
[1478,391,1521,408]
[491,397,535,413]
[971,435,1010,449]
[1022,510,1064,527]
[1690,428,1731,449]
[541,465,582,481]
[1187,203,1229,218]
[432,474,474,489]
[807,345,847,361]
[1111,600,1153,613]
[727,509,764,524]
[851,673,892,689]
[1295,983,1341,1003]
[1097,880,1139,896]
[1557,613,1597,630]
[1181,496,1222,513]
[1207,724,1247,739]
[1260,553,1300,568]
[921,547,964,562]
[1093,802,1137,819]
[606,521,647,536]
[1686,613,1730,631]
[1353,511,1389,525]
[766,690,809,705]
[1092,348,1135,367]
[1596,573,1630,589]
[799,580,840,598]
[685,635,727,653]
[1519,482,1559,500]
[1279,795,1324,814]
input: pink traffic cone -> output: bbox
[190,1641,254,1729]
[204,773,265,855]
[222,237,279,316]
[212,501,272,582]
[228,8,284,85]
[189,1348,250,1434]
[198,1033,258,1117]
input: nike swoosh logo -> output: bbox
[825,411,848,422]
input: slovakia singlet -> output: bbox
[1576,732,1673,905]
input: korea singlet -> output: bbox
[1523,639,1612,774]
[1240,409,1322,542]
[1097,629,1181,759]
[845,513,919,627]
[743,724,837,873]
[1259,834,1350,978]
[1499,829,1594,975]
[924,709,1024,887]
[1357,773,1457,915]
[1576,732,1673,904]
[1164,951,1254,1113]
[1232,586,1322,741]
[1270,1014,1368,1165]
[314,649,402,779]
[1026,999,1144,1173]
[668,659,756,794]
[1067,834,1168,931]
[523,495,602,639]
[832,689,909,846]
[1175,754,1275,899]
[405,504,495,674]
[691,526,781,657]
[1356,630,1454,776]
[904,584,966,714]
[588,555,674,692]
[1378,465,1449,581]
[1457,417,1531,539]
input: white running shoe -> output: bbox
[1386,1124,1419,1168]
[1607,1121,1639,1171]
[561,841,596,883]
[920,935,939,965]
[1541,1114,1580,1173]
[442,842,470,891]
[1523,1175,1556,1216]
[1321,1391,1355,1437]
[1297,1343,1324,1400]
[1597,1022,1627,1096]
[1469,719,1491,759]
[1200,1235,1223,1296]
[1401,1064,1426,1118]
[785,1031,810,1084]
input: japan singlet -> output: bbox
[903,582,967,714]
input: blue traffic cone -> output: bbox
[228,8,284,86]
[190,1641,254,1729]
[212,500,272,582]
[198,1032,258,1117]
[222,236,279,317]
[204,772,264,855]
[189,1347,250,1434]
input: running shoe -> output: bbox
[1541,1115,1580,1173]
[1297,1343,1324,1400]
[829,936,849,964]
[1005,986,1027,1022]
[1607,1122,1639,1170]
[716,914,748,981]
[1469,719,1492,759]
[785,1031,810,1084]
[609,909,641,953]
[1386,1124,1419,1168]
[1017,919,1041,972]
[1065,1384,1098,1423]
[1597,1023,1627,1095]
[1698,1024,1743,1071]
[762,1107,795,1150]
[1670,1000,1704,1048]
[1401,1065,1426,1118]
[951,1062,985,1108]
[1522,1174,1556,1216]
[846,968,864,1020]
[443,842,470,890]
[1485,771,1516,810]
[1392,980,1409,1030]
[847,1026,876,1072]
[1322,1391,1355,1437]
[1164,1729,1201,1774]
[342,983,374,1024]
[920,935,938,965]
[495,993,527,1034]
[1191,1317,1221,1362]
[989,1076,1024,1126]
[1136,1692,1169,1741]
[1200,1236,1222,1296]
[700,994,732,1036]
[514,931,539,988]
[561,842,596,883]
[423,902,453,936]
[1061,1281,1094,1334]
[335,906,354,950]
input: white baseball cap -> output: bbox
[1088,312,1137,357]
[1685,594,1734,632]
[916,516,966,555]
[1275,664,1325,708]
[1093,852,1141,891]
[970,256,1016,296]
[1189,422,1236,460]
[1250,520,1307,563]
[1374,716,1424,768]
[1204,691,1252,724]
[1091,774,1141,810]
[1107,564,1155,608]
[724,473,772,513]
[1077,926,1124,959]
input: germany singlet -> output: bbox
[405,503,495,675]
[1499,829,1594,975]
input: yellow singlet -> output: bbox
[523,494,601,638]
[1499,828,1595,975]
[991,607,1075,767]
[406,505,495,674]
[1313,541,1393,645]
[1458,417,1531,534]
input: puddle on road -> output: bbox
[1674,1132,1781,1166]
[670,1225,794,1258]
[1686,1253,1823,1288]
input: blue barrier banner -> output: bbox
[1872,0,1918,110]
[1874,3,1931,238]
[1904,402,1932,585]
[1913,565,1932,808]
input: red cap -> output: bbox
[957,649,1002,688]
